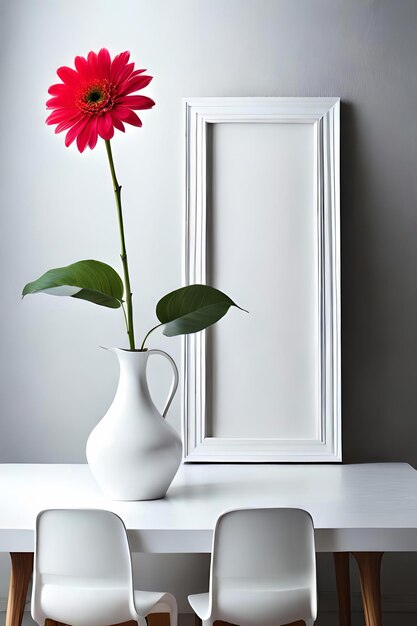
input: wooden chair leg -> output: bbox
[6,552,34,626]
[147,615,170,626]
[352,552,384,626]
[334,552,352,626]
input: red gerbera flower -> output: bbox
[46,48,155,152]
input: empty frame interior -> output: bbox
[207,122,318,439]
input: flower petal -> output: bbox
[119,74,153,97]
[55,114,84,134]
[131,69,147,77]
[113,106,142,127]
[46,107,79,125]
[74,55,94,80]
[56,66,80,86]
[88,117,99,149]
[117,95,155,110]
[48,83,72,96]
[110,112,125,133]
[76,118,96,152]
[115,62,135,86]
[46,95,76,108]
[97,48,111,77]
[65,117,89,147]
[87,50,99,73]
[97,112,114,140]
[110,109,125,133]
[110,51,130,80]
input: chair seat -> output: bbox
[189,586,313,626]
[41,584,132,626]
[134,590,174,616]
[40,585,176,626]
[188,592,210,620]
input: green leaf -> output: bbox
[156,284,245,337]
[22,260,124,309]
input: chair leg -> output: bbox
[165,595,178,626]
[146,610,177,626]
[150,595,177,626]
[6,553,34,626]
[146,617,168,626]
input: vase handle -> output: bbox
[146,350,179,418]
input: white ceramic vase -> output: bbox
[86,348,182,501]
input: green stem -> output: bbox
[140,323,163,351]
[121,301,129,333]
[104,139,135,350]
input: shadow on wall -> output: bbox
[340,101,417,468]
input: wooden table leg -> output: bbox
[334,552,351,626]
[6,552,34,626]
[352,552,384,626]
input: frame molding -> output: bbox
[183,97,341,462]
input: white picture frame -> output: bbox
[182,97,341,462]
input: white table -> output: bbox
[1,462,417,626]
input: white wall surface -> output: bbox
[1,0,417,623]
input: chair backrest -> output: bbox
[32,509,134,626]
[209,508,317,625]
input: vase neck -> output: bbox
[111,349,150,399]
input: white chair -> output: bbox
[31,509,177,626]
[188,508,317,626]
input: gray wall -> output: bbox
[1,1,417,623]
